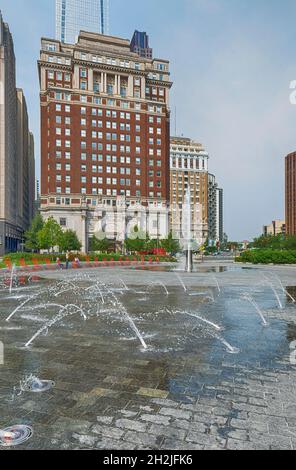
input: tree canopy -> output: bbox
[24,213,44,251]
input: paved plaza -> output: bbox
[0,261,296,450]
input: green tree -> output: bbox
[160,232,180,255]
[37,217,63,252]
[90,235,111,252]
[24,213,44,251]
[59,230,82,252]
[124,229,148,253]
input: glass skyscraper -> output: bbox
[56,0,109,44]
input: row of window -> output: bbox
[54,93,164,114]
[54,186,162,198]
[53,151,162,168]
[48,71,71,82]
[44,45,168,73]
[53,164,162,177]
[53,151,163,167]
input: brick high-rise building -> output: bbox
[39,31,172,251]
[0,12,35,255]
[285,151,296,235]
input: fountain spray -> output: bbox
[184,188,193,273]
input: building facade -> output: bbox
[0,12,35,255]
[130,31,152,59]
[170,137,209,245]
[17,90,35,230]
[286,152,296,236]
[263,220,286,237]
[39,31,172,252]
[56,0,109,44]
[208,173,223,244]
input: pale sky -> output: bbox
[1,0,296,240]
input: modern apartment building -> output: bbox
[0,12,35,255]
[39,31,172,251]
[170,137,209,244]
[285,152,296,235]
[208,173,223,244]
[130,31,152,59]
[56,0,109,44]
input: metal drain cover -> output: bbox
[29,380,55,393]
[0,425,33,447]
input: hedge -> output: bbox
[0,252,176,269]
[236,249,296,265]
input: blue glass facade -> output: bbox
[56,0,109,44]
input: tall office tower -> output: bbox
[216,187,223,244]
[285,151,296,235]
[56,0,109,44]
[208,173,223,244]
[130,31,153,59]
[39,31,172,252]
[170,137,209,244]
[0,12,35,255]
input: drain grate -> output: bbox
[0,425,33,447]
[29,379,55,393]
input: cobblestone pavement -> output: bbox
[0,261,296,450]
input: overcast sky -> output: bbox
[1,0,296,240]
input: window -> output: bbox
[46,44,56,52]
[56,104,61,111]
[81,107,86,114]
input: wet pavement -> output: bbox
[0,261,296,450]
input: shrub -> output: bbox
[236,249,296,264]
